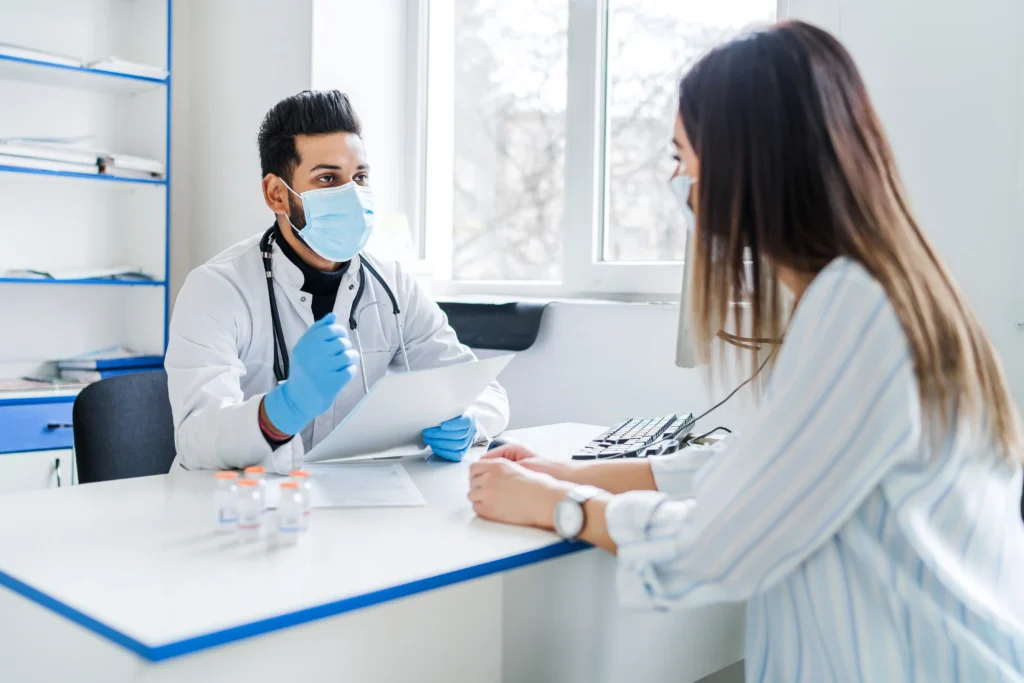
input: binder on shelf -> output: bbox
[58,347,164,371]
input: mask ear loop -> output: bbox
[277,177,310,243]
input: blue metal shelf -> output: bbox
[0,278,167,287]
[0,54,168,95]
[0,164,166,186]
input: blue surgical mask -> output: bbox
[669,172,697,233]
[281,179,375,262]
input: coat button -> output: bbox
[349,284,355,291]
[300,296,307,302]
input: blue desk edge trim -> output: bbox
[0,395,78,407]
[0,539,590,662]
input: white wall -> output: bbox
[785,0,1024,405]
[170,0,313,303]
[479,302,754,432]
[311,0,413,227]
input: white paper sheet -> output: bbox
[305,354,513,463]
[265,463,426,509]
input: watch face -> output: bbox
[555,499,584,539]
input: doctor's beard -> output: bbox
[287,199,306,234]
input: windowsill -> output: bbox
[434,292,680,306]
[419,271,680,305]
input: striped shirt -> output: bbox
[605,257,1024,682]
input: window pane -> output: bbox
[452,0,568,281]
[603,0,775,262]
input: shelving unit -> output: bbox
[0,0,172,490]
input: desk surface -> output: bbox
[0,423,603,661]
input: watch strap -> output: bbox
[556,485,604,541]
[567,485,602,506]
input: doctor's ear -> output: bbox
[262,174,291,215]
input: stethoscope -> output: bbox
[260,227,411,393]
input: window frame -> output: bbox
[416,0,692,299]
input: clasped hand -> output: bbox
[467,444,572,528]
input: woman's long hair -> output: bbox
[679,20,1023,459]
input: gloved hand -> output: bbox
[423,414,478,462]
[263,313,360,436]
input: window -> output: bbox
[451,0,569,281]
[423,0,776,295]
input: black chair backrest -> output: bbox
[72,370,176,484]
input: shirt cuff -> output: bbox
[649,444,717,499]
[236,394,303,474]
[606,491,692,610]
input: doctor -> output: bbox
[166,90,509,472]
[471,22,1024,681]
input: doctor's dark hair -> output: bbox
[258,90,362,182]
[679,21,1023,459]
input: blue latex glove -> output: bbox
[423,414,477,462]
[263,313,360,436]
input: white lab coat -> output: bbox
[165,231,510,472]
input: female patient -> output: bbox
[470,21,1024,682]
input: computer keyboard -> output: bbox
[571,413,695,460]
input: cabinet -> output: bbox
[0,450,75,494]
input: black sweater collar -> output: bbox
[274,225,349,295]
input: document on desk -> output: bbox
[305,354,513,463]
[266,463,425,509]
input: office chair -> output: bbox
[72,370,176,484]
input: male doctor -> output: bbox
[165,90,509,472]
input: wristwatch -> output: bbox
[553,485,603,541]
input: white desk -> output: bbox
[0,423,745,683]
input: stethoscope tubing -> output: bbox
[260,227,411,391]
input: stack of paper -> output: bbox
[0,377,88,394]
[0,154,98,175]
[0,138,165,179]
[2,266,153,281]
[99,152,164,179]
[0,138,100,174]
[57,347,164,383]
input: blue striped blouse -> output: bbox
[605,257,1024,682]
